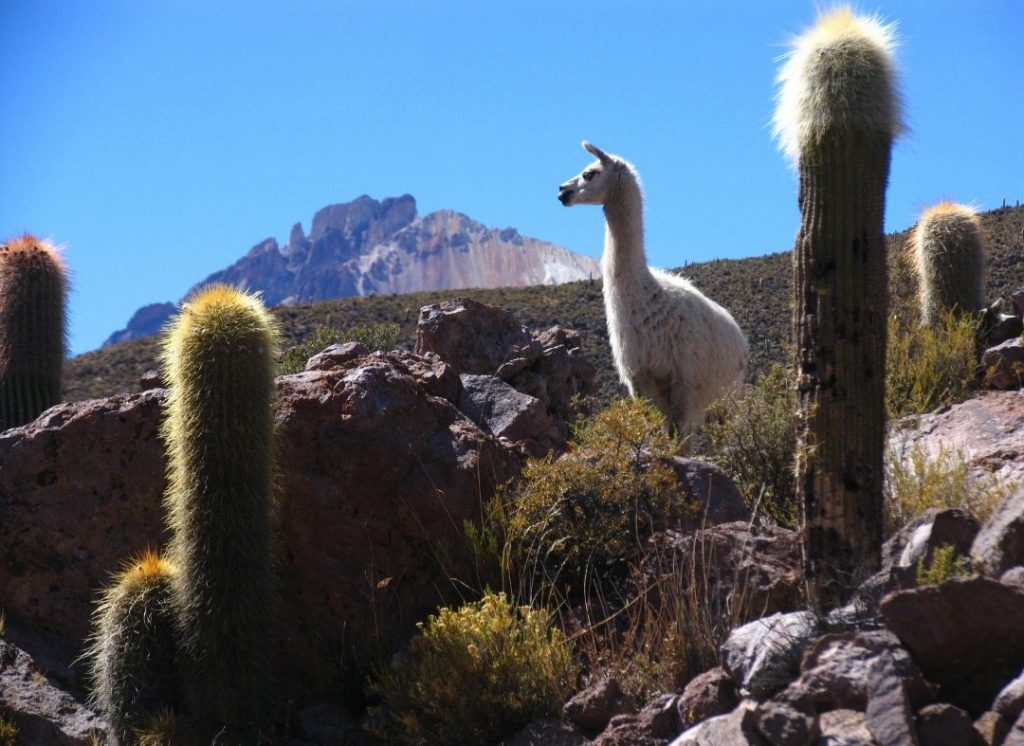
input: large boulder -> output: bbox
[881,577,1024,715]
[0,350,527,699]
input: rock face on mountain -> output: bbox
[102,195,600,346]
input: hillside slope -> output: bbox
[65,204,1024,404]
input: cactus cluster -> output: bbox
[913,201,985,326]
[775,7,902,610]
[91,284,280,743]
[0,234,68,430]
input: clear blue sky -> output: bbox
[2,1,1022,355]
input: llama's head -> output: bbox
[558,141,625,207]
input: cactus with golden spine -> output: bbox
[0,234,67,429]
[90,551,178,746]
[774,7,903,610]
[913,202,984,326]
[162,284,279,741]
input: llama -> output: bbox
[558,141,748,437]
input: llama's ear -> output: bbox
[582,141,611,164]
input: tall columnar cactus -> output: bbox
[774,7,903,611]
[162,284,279,740]
[0,234,67,429]
[90,550,178,746]
[913,202,984,326]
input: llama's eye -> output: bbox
[583,170,597,181]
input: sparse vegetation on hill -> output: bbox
[63,205,1024,406]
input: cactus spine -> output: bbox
[162,284,279,741]
[774,7,903,611]
[913,202,984,326]
[90,551,178,746]
[0,235,67,429]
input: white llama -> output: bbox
[558,141,748,436]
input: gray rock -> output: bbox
[864,656,919,746]
[779,630,933,713]
[667,457,752,527]
[972,484,1024,578]
[721,611,820,699]
[303,341,369,371]
[591,694,680,746]
[458,373,562,454]
[0,639,106,745]
[994,671,1024,720]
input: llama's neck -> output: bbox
[602,169,651,285]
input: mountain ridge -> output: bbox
[102,194,600,346]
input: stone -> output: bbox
[591,694,680,746]
[458,374,563,454]
[666,457,752,528]
[983,313,1024,349]
[915,704,979,746]
[983,338,1024,390]
[0,351,530,701]
[295,701,374,745]
[972,484,1024,578]
[864,656,918,746]
[303,341,369,371]
[994,671,1024,720]
[668,702,764,745]
[416,297,533,375]
[563,676,633,735]
[644,523,803,631]
[974,710,1011,745]
[676,667,739,729]
[138,368,164,390]
[881,577,1024,715]
[0,637,106,745]
[501,718,591,746]
[1003,567,1024,589]
[721,611,820,699]
[751,700,818,745]
[887,390,1024,493]
[817,709,874,745]
[1006,711,1024,746]
[780,630,933,713]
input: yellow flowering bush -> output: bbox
[367,592,576,746]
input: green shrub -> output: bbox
[703,363,798,526]
[499,398,685,601]
[277,322,401,375]
[885,442,1009,533]
[886,309,979,419]
[915,544,970,586]
[367,592,576,746]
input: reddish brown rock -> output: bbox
[592,694,680,746]
[916,703,980,746]
[983,339,1024,390]
[676,667,739,729]
[563,676,634,735]
[503,718,591,746]
[881,577,1024,715]
[0,351,526,700]
[974,710,1011,745]
[416,297,533,375]
[645,523,803,627]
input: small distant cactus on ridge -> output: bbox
[0,234,68,429]
[161,284,279,741]
[913,201,985,326]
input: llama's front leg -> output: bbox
[630,371,673,435]
[669,383,694,454]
